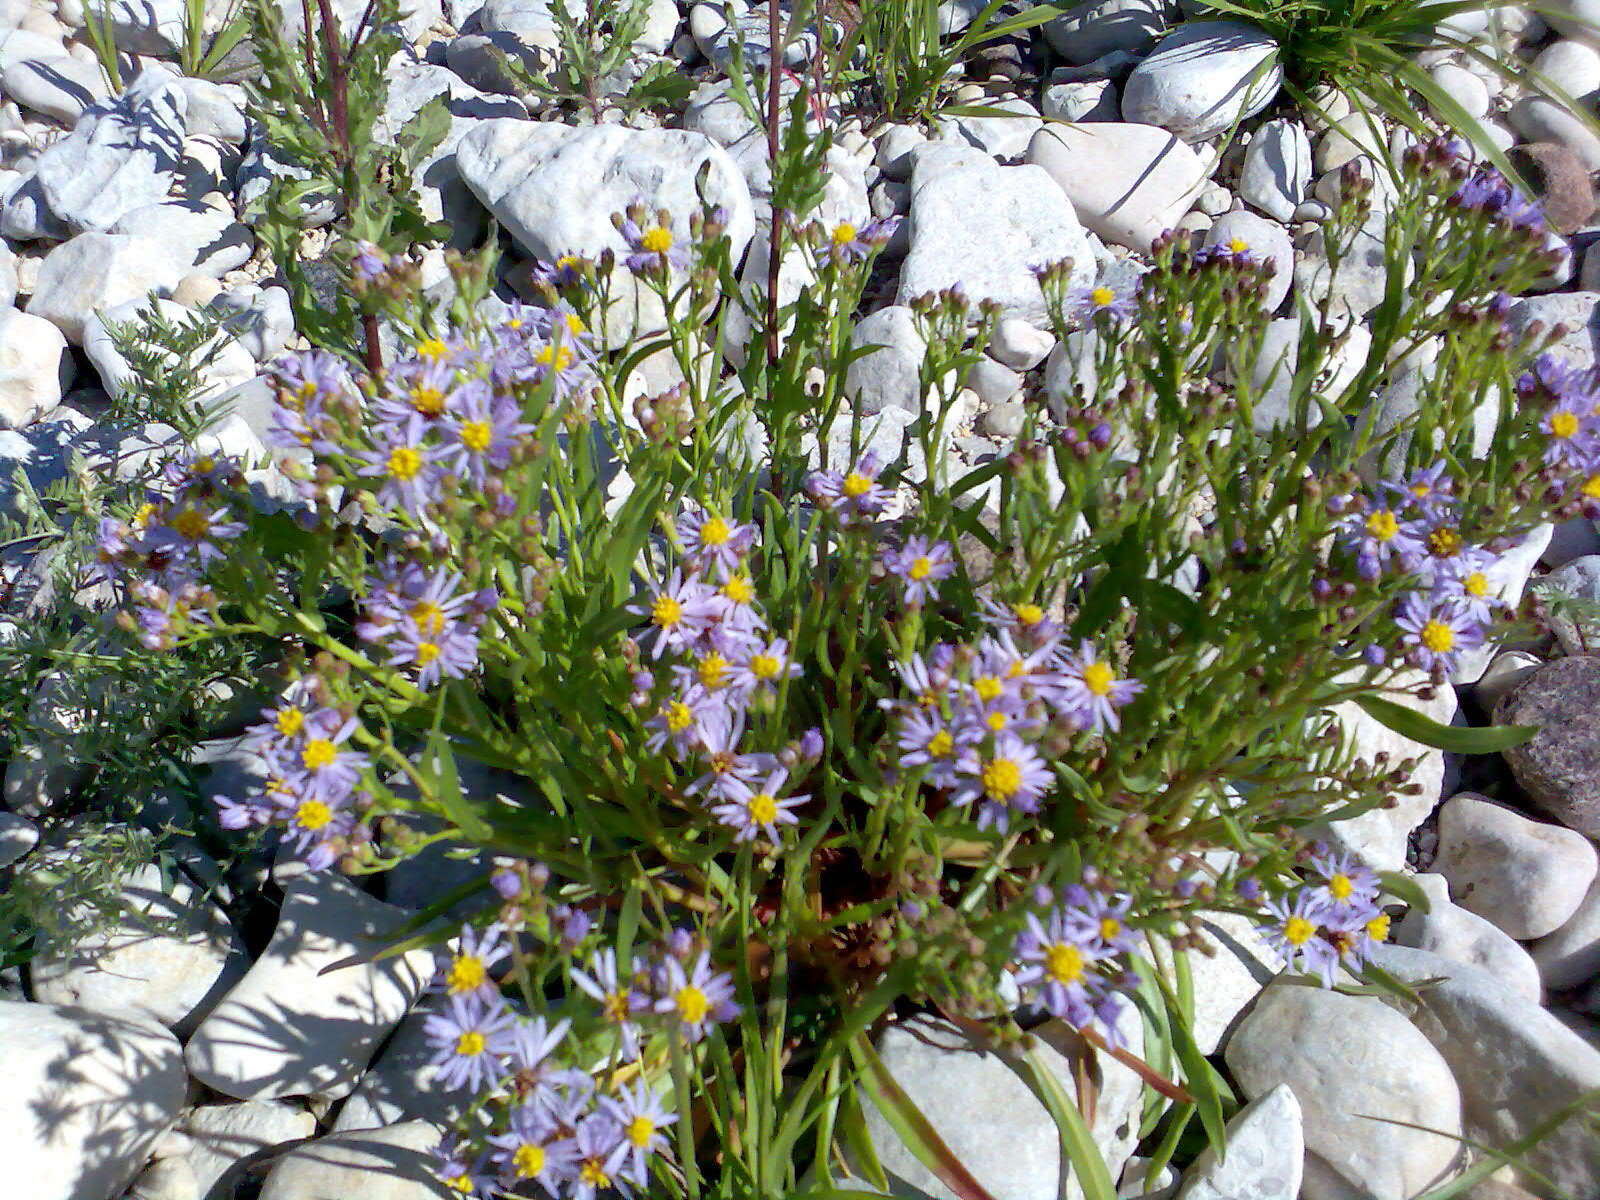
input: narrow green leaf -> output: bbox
[1376,870,1432,916]
[1016,1046,1118,1200]
[1353,694,1537,753]
[848,1034,999,1200]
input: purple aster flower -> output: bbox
[677,507,757,580]
[423,992,519,1093]
[532,253,591,290]
[685,706,777,803]
[804,450,892,525]
[1540,403,1594,468]
[147,501,244,573]
[1337,501,1427,579]
[126,578,215,650]
[1071,280,1138,323]
[1260,891,1339,986]
[264,710,367,803]
[272,349,353,412]
[278,786,355,870]
[881,536,956,606]
[825,216,898,264]
[978,595,1062,644]
[620,208,690,277]
[703,572,768,646]
[487,1104,581,1192]
[599,1080,678,1190]
[436,923,511,1001]
[1306,848,1380,916]
[1413,519,1494,588]
[1433,555,1503,626]
[950,732,1053,830]
[655,949,740,1042]
[432,1135,497,1198]
[728,636,800,699]
[570,949,650,1059]
[1386,461,1455,521]
[627,570,718,659]
[1321,897,1392,975]
[507,1013,571,1079]
[351,241,388,282]
[1055,641,1143,733]
[438,380,531,488]
[885,647,958,710]
[710,767,807,842]
[385,617,481,689]
[355,416,444,514]
[645,688,718,759]
[1013,907,1111,1029]
[1394,592,1483,673]
[895,707,977,789]
[570,1113,629,1200]
[1064,890,1139,955]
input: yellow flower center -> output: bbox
[747,792,779,825]
[604,990,631,1022]
[446,1174,474,1194]
[1012,602,1044,625]
[1089,286,1115,307]
[564,312,586,337]
[1228,236,1249,253]
[1367,912,1391,942]
[700,516,731,545]
[651,594,683,628]
[170,508,211,541]
[580,1160,610,1188]
[386,446,423,481]
[411,386,447,416]
[275,707,304,737]
[411,600,446,636]
[698,653,729,689]
[627,1115,655,1149]
[512,1144,545,1178]
[1365,510,1398,541]
[1420,620,1455,653]
[301,739,337,771]
[295,800,331,831]
[641,227,674,254]
[974,676,1003,702]
[1552,410,1581,439]
[1283,915,1315,946]
[675,985,709,1024]
[986,711,1007,732]
[132,502,158,529]
[460,420,493,452]
[842,472,872,498]
[447,954,487,993]
[1428,527,1462,558]
[927,729,953,757]
[665,701,693,733]
[1328,874,1353,901]
[416,641,441,665]
[456,1030,486,1057]
[832,222,857,246]
[981,757,1022,800]
[721,575,753,605]
[1044,942,1084,985]
[417,337,449,360]
[1584,474,1600,500]
[1082,661,1114,697]
[535,343,573,371]
[1099,917,1121,941]
[1463,571,1489,598]
[909,556,932,581]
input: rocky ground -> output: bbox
[1,0,1600,1198]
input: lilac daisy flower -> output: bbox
[436,923,511,1001]
[677,507,757,580]
[148,502,245,573]
[1261,892,1339,986]
[1337,502,1427,579]
[1387,461,1455,521]
[728,637,800,699]
[1013,907,1110,1029]
[423,993,519,1093]
[439,380,531,488]
[355,416,444,514]
[1394,592,1483,673]
[266,710,367,803]
[570,1113,629,1200]
[1433,556,1502,626]
[804,450,892,524]
[620,208,689,276]
[1540,403,1594,468]
[951,732,1053,831]
[895,707,976,789]
[386,617,481,689]
[978,595,1062,644]
[1056,641,1143,733]
[1306,848,1380,917]
[645,689,717,759]
[432,1135,497,1198]
[627,570,718,659]
[487,1104,581,1191]
[1064,890,1139,955]
[710,767,807,843]
[655,950,740,1042]
[272,349,353,412]
[279,787,355,870]
[372,357,460,425]
[881,536,956,606]
[507,1013,572,1082]
[1071,281,1138,323]
[599,1080,679,1190]
[1321,897,1392,975]
[824,216,898,264]
[685,706,777,803]
[570,949,650,1059]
